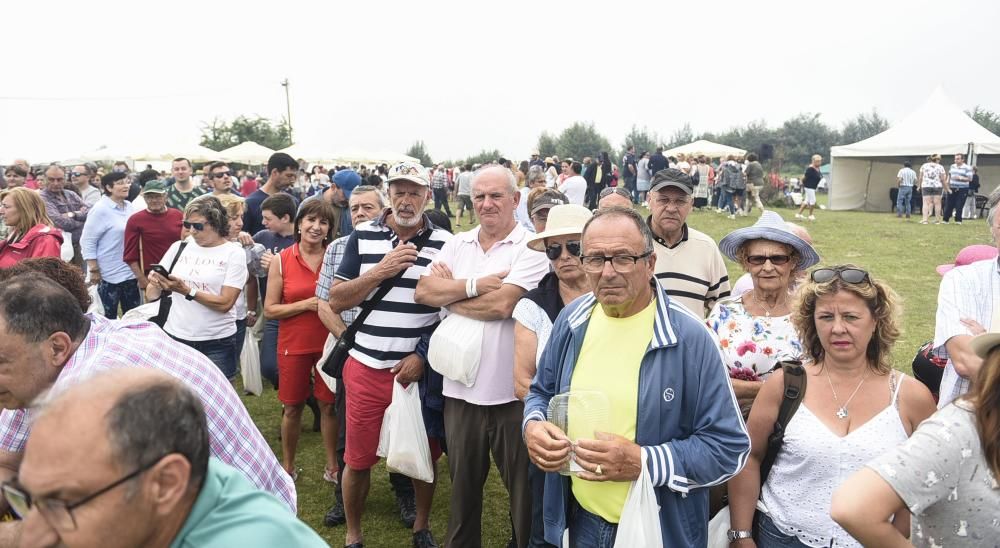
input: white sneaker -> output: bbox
[728,214,736,220]
[795,213,804,219]
[808,215,816,221]
[641,201,649,208]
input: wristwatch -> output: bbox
[186,287,197,301]
[727,530,752,542]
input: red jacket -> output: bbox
[0,224,64,268]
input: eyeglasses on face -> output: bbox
[2,456,165,532]
[811,267,869,284]
[182,221,205,231]
[746,254,792,266]
[580,251,652,274]
[545,240,582,260]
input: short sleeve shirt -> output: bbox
[897,167,918,186]
[920,163,946,189]
[868,402,999,547]
[706,297,803,376]
[159,238,249,340]
[949,163,973,189]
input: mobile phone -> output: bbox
[149,264,170,278]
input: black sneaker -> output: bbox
[324,501,346,527]
[397,493,417,529]
[345,543,364,548]
[412,529,438,548]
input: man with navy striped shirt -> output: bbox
[329,162,450,548]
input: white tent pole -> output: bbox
[862,160,874,212]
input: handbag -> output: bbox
[150,241,188,328]
[321,230,434,378]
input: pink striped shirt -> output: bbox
[0,315,296,512]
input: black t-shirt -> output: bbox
[803,166,822,189]
[252,230,296,302]
[648,153,669,177]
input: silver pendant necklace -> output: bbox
[827,369,868,419]
[751,290,780,318]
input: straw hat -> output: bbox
[526,205,592,252]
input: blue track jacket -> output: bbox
[523,280,750,547]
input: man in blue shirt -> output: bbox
[243,153,299,236]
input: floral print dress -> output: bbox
[707,296,803,378]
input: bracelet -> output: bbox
[465,277,478,299]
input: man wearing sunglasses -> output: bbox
[10,369,325,547]
[206,161,239,197]
[646,168,730,319]
[523,206,749,547]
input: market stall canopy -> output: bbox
[130,143,221,163]
[58,144,139,165]
[278,143,341,164]
[218,141,275,164]
[664,139,747,159]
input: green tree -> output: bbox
[619,125,662,162]
[778,113,839,169]
[840,109,890,144]
[554,122,612,162]
[664,123,696,149]
[199,115,292,151]
[536,132,558,158]
[967,105,1000,136]
[461,149,504,167]
[405,140,433,166]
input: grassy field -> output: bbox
[238,199,991,547]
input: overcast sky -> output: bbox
[3,0,999,163]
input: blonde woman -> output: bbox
[0,187,64,268]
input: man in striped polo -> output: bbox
[328,162,450,548]
[646,168,730,319]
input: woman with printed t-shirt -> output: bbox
[264,198,339,482]
[146,196,248,380]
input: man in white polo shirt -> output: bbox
[415,165,550,548]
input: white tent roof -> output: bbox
[279,144,419,166]
[218,141,274,164]
[130,143,221,163]
[831,87,1000,157]
[664,139,746,158]
[279,143,342,164]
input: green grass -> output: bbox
[238,199,991,546]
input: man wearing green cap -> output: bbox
[123,181,184,291]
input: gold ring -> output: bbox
[595,464,603,475]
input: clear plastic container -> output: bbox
[546,390,610,475]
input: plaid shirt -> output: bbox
[0,315,297,512]
[316,234,358,326]
[431,169,448,190]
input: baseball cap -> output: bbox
[333,169,363,199]
[649,168,694,195]
[385,162,429,187]
[530,190,569,216]
[142,180,168,194]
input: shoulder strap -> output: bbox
[166,241,188,274]
[759,360,807,485]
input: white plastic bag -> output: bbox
[120,302,160,323]
[376,379,434,483]
[314,333,338,393]
[706,505,731,548]
[613,460,663,548]
[87,285,103,316]
[240,328,263,396]
[427,313,485,387]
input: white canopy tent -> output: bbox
[218,141,275,164]
[279,144,419,166]
[130,143,221,163]
[278,143,340,164]
[830,87,1000,211]
[664,139,746,159]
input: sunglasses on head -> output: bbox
[182,221,205,231]
[811,267,869,284]
[746,254,792,266]
[545,240,582,260]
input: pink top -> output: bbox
[425,224,550,405]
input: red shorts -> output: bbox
[343,356,442,471]
[277,351,336,405]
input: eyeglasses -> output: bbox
[2,456,165,532]
[182,221,205,231]
[70,172,88,178]
[211,172,231,179]
[580,251,652,273]
[746,254,792,266]
[811,267,870,284]
[545,240,582,260]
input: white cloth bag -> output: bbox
[86,285,103,316]
[120,302,159,322]
[612,460,663,548]
[427,313,485,387]
[706,506,732,548]
[240,328,263,396]
[314,333,338,393]
[376,379,434,483]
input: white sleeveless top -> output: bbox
[760,372,908,548]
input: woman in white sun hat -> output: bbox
[832,307,1000,546]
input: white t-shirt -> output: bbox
[920,162,946,189]
[559,175,587,205]
[158,238,248,341]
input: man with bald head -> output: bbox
[10,369,325,548]
[0,273,295,529]
[416,165,550,547]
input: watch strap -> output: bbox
[727,529,753,541]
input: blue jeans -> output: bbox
[896,185,913,216]
[755,513,810,548]
[260,319,280,388]
[718,190,734,214]
[233,318,247,360]
[528,463,558,548]
[172,335,238,380]
[943,187,969,222]
[97,279,140,319]
[568,501,618,548]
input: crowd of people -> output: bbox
[0,148,996,548]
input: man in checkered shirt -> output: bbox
[0,273,296,536]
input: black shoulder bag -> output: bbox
[150,241,188,328]
[321,230,433,378]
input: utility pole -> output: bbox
[281,78,293,144]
